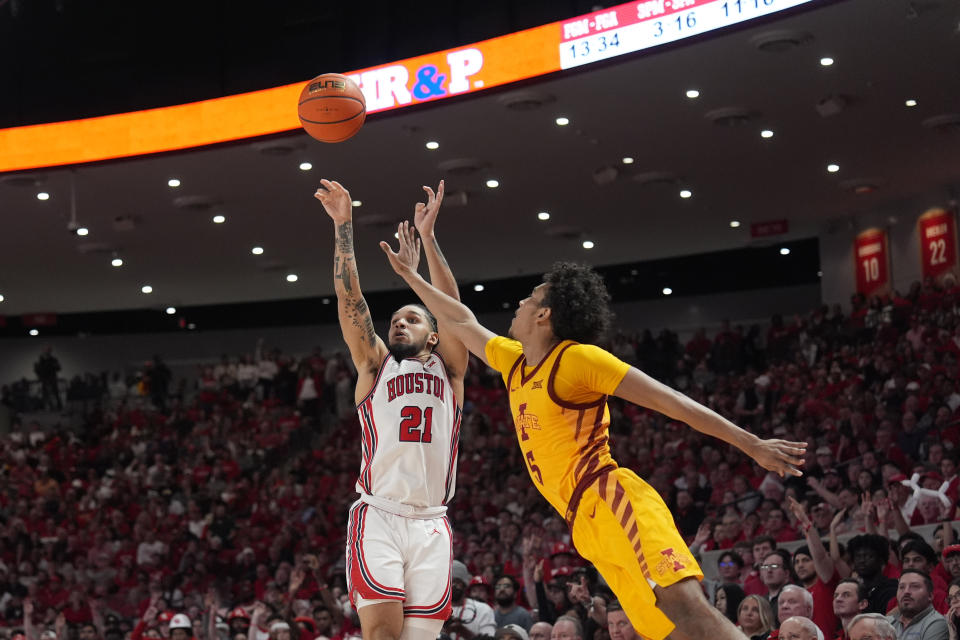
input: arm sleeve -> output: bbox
[131,620,147,640]
[484,336,522,374]
[534,581,557,624]
[555,344,630,396]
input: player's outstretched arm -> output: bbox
[381,222,495,365]
[315,179,388,372]
[413,180,469,376]
[613,366,807,477]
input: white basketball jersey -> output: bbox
[356,353,461,510]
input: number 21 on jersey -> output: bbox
[399,406,433,443]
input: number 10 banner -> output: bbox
[854,228,891,298]
[918,208,959,286]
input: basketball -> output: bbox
[297,73,366,143]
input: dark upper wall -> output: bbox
[0,0,594,128]
[0,282,821,385]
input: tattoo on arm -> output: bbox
[336,221,354,255]
[430,237,451,270]
[352,299,376,346]
[334,255,354,293]
[334,219,377,350]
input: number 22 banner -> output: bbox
[854,227,891,298]
[918,208,959,286]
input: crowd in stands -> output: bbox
[3,277,960,640]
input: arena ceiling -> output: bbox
[0,0,958,316]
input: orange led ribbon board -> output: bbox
[0,0,816,172]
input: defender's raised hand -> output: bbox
[748,438,807,477]
[413,180,445,238]
[314,179,352,224]
[380,220,421,277]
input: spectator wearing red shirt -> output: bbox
[686,329,712,363]
[787,497,840,638]
[875,426,908,471]
[942,545,960,582]
[732,541,764,596]
[61,590,94,625]
[708,463,735,505]
[940,456,960,504]
[761,508,799,544]
[744,537,776,596]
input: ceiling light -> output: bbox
[251,246,264,255]
[662,287,673,295]
[555,117,570,126]
[486,179,500,188]
[730,220,741,228]
[141,285,153,294]
[761,129,774,138]
[76,227,89,236]
[780,247,791,255]
[473,284,485,292]
[111,257,123,267]
[686,89,700,99]
[502,302,510,309]
[538,211,550,221]
[286,274,298,282]
[0,294,4,302]
[679,189,692,198]
[817,270,823,277]
[820,57,834,66]
[425,141,440,150]
[167,178,181,188]
[37,192,50,201]
[622,157,634,164]
[352,200,362,207]
[299,162,312,171]
[827,163,840,173]
[165,307,176,315]
[905,99,918,107]
[322,298,330,305]
[187,323,196,330]
[212,214,226,224]
[29,329,38,337]
[582,240,595,249]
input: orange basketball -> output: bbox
[297,73,366,143]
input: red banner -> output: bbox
[750,219,789,238]
[854,228,891,298]
[918,208,959,285]
[22,313,58,327]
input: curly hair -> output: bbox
[541,262,614,344]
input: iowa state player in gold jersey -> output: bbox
[381,224,807,640]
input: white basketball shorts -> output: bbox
[346,499,453,620]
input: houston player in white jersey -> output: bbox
[315,179,467,640]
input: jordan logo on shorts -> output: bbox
[429,527,441,535]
